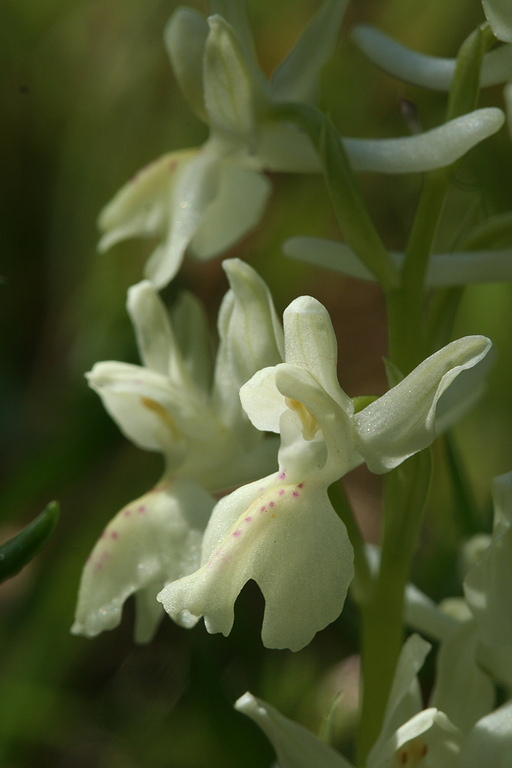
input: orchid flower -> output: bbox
[158,294,491,650]
[98,0,349,288]
[72,259,283,641]
[235,636,461,768]
[403,473,512,691]
[462,470,512,685]
[236,633,511,767]
[98,1,504,289]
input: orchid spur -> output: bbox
[158,292,491,651]
[72,259,283,641]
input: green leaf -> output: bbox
[0,501,59,583]
[446,23,494,121]
[461,210,512,250]
[271,102,398,290]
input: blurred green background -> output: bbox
[1,0,512,765]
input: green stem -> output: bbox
[328,480,374,604]
[357,451,431,765]
[269,102,399,290]
[386,169,448,373]
[443,432,481,537]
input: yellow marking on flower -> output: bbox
[285,397,319,440]
[395,738,428,766]
[141,397,180,440]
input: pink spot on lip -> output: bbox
[137,505,146,514]
[123,508,132,517]
[293,491,300,497]
[100,531,106,539]
[110,531,118,539]
[279,489,285,496]
[278,471,286,479]
[260,505,266,512]
[269,501,275,508]
[232,529,241,537]
[245,516,252,522]
[298,483,304,488]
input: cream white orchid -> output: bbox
[235,633,511,767]
[98,1,504,289]
[72,259,283,641]
[158,294,491,650]
[98,0,349,288]
[235,636,461,768]
[408,472,512,690]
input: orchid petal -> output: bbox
[274,367,356,479]
[368,709,460,768]
[190,163,271,258]
[353,336,492,473]
[352,25,512,90]
[86,361,215,461]
[203,15,258,138]
[235,692,353,768]
[460,698,512,767]
[283,296,352,411]
[483,0,512,43]
[434,346,494,434]
[72,480,214,641]
[239,365,285,433]
[430,621,494,733]
[86,362,184,456]
[376,634,431,745]
[144,150,222,288]
[127,281,180,378]
[404,582,462,642]
[171,291,213,393]
[218,258,284,372]
[271,0,349,103]
[97,150,195,253]
[344,108,504,174]
[165,8,208,121]
[464,471,512,647]
[212,258,284,426]
[208,0,260,79]
[158,474,353,651]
